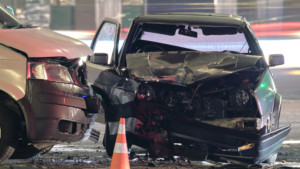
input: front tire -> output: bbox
[0,105,20,162]
[103,122,115,156]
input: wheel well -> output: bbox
[0,91,26,141]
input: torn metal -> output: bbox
[127,51,263,85]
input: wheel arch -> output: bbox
[0,90,26,140]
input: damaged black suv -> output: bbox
[87,13,291,164]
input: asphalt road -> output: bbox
[271,67,300,100]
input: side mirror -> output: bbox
[120,67,129,77]
[90,53,110,65]
[269,54,284,67]
[6,6,14,15]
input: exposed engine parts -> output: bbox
[135,79,258,122]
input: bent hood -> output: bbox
[126,51,265,85]
[0,28,93,58]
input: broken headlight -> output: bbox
[137,84,155,101]
[230,88,251,108]
[27,61,73,84]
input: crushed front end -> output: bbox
[18,57,99,148]
[92,16,291,164]
[131,62,291,163]
[101,51,291,164]
[131,69,291,163]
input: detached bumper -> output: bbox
[18,80,98,143]
[170,121,292,164]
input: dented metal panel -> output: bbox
[127,51,262,85]
[254,70,277,116]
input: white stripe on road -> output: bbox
[51,145,98,152]
[50,148,97,152]
[283,140,300,144]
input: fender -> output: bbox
[271,93,281,130]
[0,45,26,101]
[273,93,281,116]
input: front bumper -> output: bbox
[106,113,291,164]
[170,121,292,164]
[18,80,98,144]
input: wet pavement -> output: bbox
[2,143,300,169]
[2,130,300,168]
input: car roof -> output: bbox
[133,12,246,27]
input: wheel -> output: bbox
[10,145,53,160]
[0,105,20,162]
[103,122,115,156]
[263,153,278,164]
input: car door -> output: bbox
[86,18,120,84]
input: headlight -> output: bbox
[230,88,251,108]
[27,61,73,83]
[137,84,155,101]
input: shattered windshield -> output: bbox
[0,5,23,29]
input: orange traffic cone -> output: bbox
[110,118,130,169]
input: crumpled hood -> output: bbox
[127,51,265,85]
[0,28,93,58]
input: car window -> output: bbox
[93,22,117,65]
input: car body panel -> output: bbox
[254,70,276,117]
[126,51,262,85]
[0,28,93,59]
[18,79,95,143]
[0,45,26,100]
